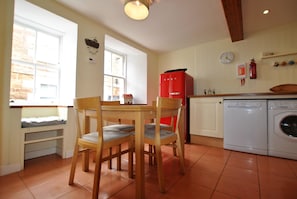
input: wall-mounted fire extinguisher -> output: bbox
[249,58,257,79]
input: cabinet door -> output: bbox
[190,97,223,138]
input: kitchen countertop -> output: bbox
[189,92,297,99]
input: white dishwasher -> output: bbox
[224,100,268,155]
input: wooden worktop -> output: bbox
[188,91,297,99]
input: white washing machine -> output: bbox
[268,100,297,160]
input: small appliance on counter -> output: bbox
[123,94,133,104]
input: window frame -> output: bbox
[10,0,78,107]
[103,48,127,101]
[10,18,63,105]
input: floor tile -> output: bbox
[58,187,92,199]
[161,181,213,199]
[257,155,296,178]
[227,151,258,171]
[211,191,238,199]
[259,172,297,199]
[216,175,260,199]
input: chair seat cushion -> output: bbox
[103,124,135,132]
[145,123,171,130]
[82,131,132,143]
[144,129,175,139]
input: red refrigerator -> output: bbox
[159,70,194,143]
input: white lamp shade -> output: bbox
[124,0,149,20]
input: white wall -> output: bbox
[159,22,297,95]
[126,53,147,104]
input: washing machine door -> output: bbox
[280,115,297,138]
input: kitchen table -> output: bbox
[101,104,185,199]
[102,105,153,199]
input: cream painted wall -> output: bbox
[0,0,158,175]
[159,22,297,95]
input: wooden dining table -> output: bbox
[101,104,185,199]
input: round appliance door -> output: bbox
[280,115,297,138]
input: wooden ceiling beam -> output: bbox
[221,0,244,42]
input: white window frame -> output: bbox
[105,34,148,105]
[10,19,62,104]
[103,49,127,101]
[10,0,78,106]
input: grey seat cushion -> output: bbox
[103,124,135,132]
[82,131,132,143]
[144,129,175,139]
[145,123,171,130]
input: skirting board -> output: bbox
[190,135,223,148]
[0,163,22,176]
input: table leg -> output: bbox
[134,112,145,199]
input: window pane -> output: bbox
[36,31,60,65]
[111,53,124,77]
[10,61,34,101]
[39,84,57,99]
[104,50,112,75]
[11,24,36,63]
[103,75,113,101]
[35,65,59,100]
[112,77,124,100]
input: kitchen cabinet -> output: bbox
[189,97,223,138]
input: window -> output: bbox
[104,35,147,104]
[10,22,61,104]
[103,50,126,101]
[10,0,78,106]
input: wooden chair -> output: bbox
[145,100,176,165]
[101,101,135,132]
[101,100,135,171]
[145,101,173,131]
[144,96,185,193]
[68,96,134,199]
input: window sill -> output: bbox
[10,104,72,108]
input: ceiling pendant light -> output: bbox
[124,0,150,20]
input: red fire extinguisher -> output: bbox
[249,58,257,79]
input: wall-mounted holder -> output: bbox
[261,51,297,67]
[236,63,247,86]
[273,60,296,67]
[236,63,247,79]
[85,38,99,54]
[261,51,297,59]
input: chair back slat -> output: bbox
[101,101,121,124]
[73,96,103,141]
[155,97,182,135]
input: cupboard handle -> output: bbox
[169,92,180,96]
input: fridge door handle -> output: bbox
[169,92,180,96]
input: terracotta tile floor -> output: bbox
[1,144,297,199]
